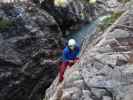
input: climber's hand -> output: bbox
[75,59,80,63]
[69,60,74,63]
[73,59,79,63]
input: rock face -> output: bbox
[0,0,128,100]
[40,0,91,34]
[45,2,133,100]
[0,3,64,100]
[38,0,124,35]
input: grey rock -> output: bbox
[0,3,64,100]
[35,0,121,35]
[45,4,133,100]
[91,88,106,99]
[106,29,130,39]
[102,96,112,100]
[82,90,92,100]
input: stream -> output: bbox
[67,14,111,46]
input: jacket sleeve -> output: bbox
[63,50,69,61]
[76,46,80,57]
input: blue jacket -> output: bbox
[63,46,80,61]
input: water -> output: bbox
[67,14,111,46]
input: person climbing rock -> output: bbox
[59,39,80,82]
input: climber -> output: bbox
[59,39,80,82]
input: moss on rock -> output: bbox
[99,12,122,32]
[0,18,13,30]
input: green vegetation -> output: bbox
[0,18,13,30]
[98,12,122,32]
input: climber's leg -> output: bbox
[59,61,69,82]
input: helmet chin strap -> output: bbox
[69,46,75,50]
